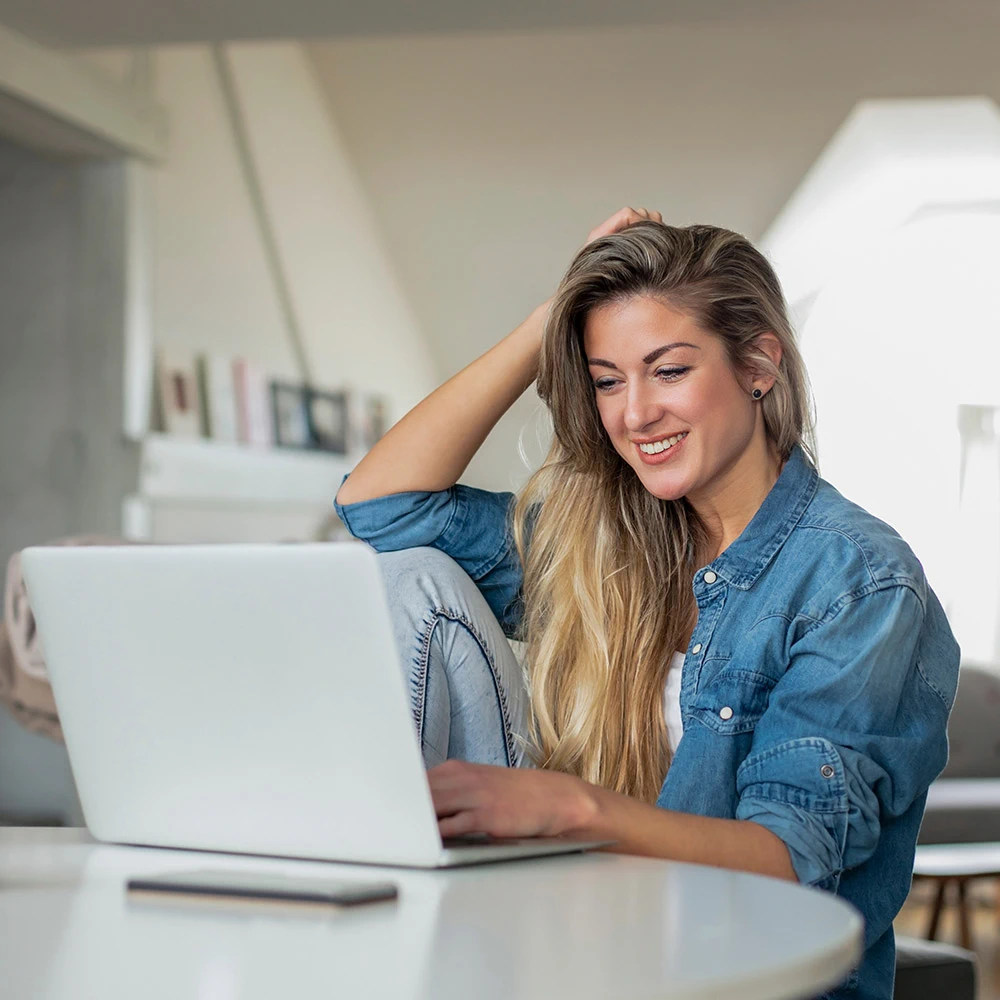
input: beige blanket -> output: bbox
[0,537,132,743]
[0,549,62,742]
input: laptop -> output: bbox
[20,542,609,867]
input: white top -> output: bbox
[664,651,685,752]
[0,827,863,1000]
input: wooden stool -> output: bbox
[911,843,1000,950]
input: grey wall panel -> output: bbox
[0,136,138,823]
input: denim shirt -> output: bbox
[334,446,960,1000]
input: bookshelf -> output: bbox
[125,434,359,543]
[138,433,355,504]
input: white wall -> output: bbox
[308,7,1000,489]
[87,42,440,429]
[145,47,300,381]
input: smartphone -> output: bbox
[126,869,398,910]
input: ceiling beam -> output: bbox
[0,22,167,159]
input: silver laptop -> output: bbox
[20,542,608,867]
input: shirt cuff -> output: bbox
[735,737,850,889]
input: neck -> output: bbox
[687,432,784,564]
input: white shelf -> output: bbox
[138,433,356,505]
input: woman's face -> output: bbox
[583,294,766,503]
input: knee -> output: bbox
[375,545,462,580]
[375,546,471,611]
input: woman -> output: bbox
[334,208,959,1000]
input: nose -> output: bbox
[623,380,663,434]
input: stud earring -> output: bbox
[751,388,763,400]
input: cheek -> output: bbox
[593,396,621,440]
[591,398,631,462]
[684,378,744,426]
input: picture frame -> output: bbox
[306,388,349,455]
[155,348,204,438]
[269,381,312,450]
[363,395,388,450]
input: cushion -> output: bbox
[894,936,976,1000]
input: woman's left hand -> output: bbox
[428,760,597,839]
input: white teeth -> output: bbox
[638,432,687,455]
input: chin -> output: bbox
[632,467,691,502]
[645,482,689,502]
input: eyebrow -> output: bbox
[587,342,702,370]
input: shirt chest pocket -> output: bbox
[688,666,775,736]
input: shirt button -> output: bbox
[692,643,702,654]
[703,571,717,584]
[719,706,733,721]
[821,764,835,778]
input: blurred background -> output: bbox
[2,0,1000,940]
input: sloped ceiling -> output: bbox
[0,0,824,46]
[307,8,1000,375]
[0,0,979,47]
[303,8,1000,489]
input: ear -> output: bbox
[750,332,783,393]
[754,331,783,369]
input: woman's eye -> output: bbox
[656,366,689,382]
[593,379,618,392]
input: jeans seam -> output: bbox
[413,611,438,752]
[415,606,518,767]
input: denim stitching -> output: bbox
[737,735,843,774]
[465,536,516,582]
[915,656,954,710]
[796,580,926,638]
[412,611,440,749]
[749,611,798,629]
[432,490,461,549]
[795,522,880,587]
[414,606,518,766]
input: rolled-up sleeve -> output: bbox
[333,478,524,635]
[735,584,957,889]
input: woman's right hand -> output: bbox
[335,206,666,505]
[526,208,664,352]
[585,206,663,246]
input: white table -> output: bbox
[0,828,863,1000]
[912,841,1000,948]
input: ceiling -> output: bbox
[304,6,1000,489]
[0,0,950,47]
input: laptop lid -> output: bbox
[20,542,445,867]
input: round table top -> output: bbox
[0,827,863,1000]
[913,841,1000,877]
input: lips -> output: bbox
[635,431,687,455]
[634,431,688,466]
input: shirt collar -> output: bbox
[702,445,818,592]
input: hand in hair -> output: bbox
[585,206,663,246]
[428,759,596,840]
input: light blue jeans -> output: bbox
[377,547,532,769]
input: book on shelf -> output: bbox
[233,358,275,448]
[196,354,240,443]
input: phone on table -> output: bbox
[126,869,398,911]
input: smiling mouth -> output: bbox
[635,432,688,455]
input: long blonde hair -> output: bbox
[512,222,814,802]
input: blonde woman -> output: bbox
[334,208,958,1000]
